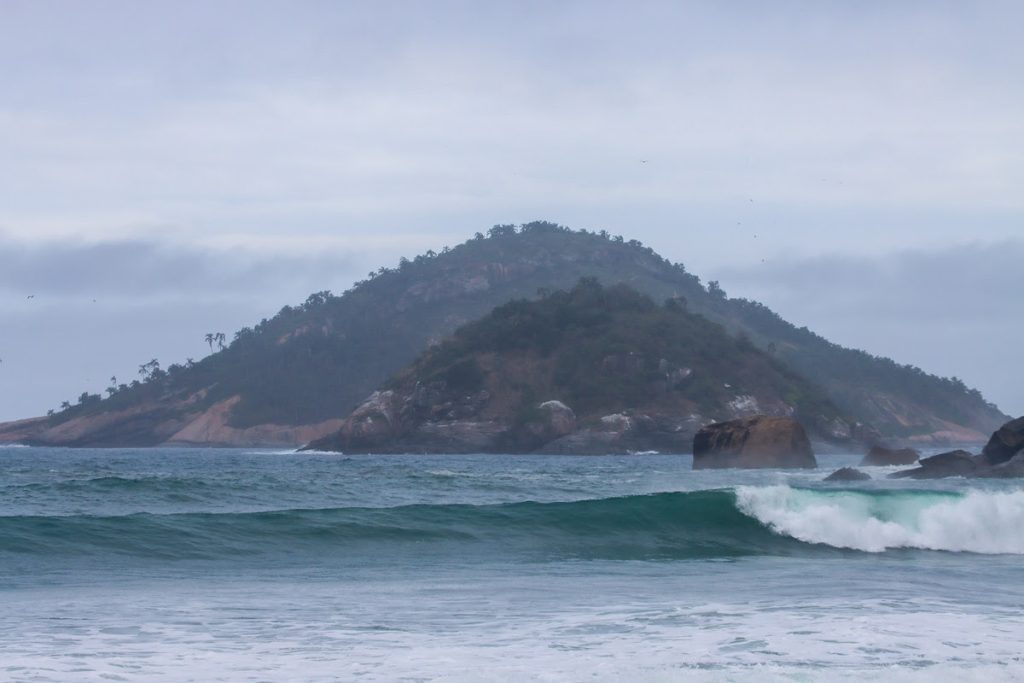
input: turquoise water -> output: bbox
[2,447,1023,681]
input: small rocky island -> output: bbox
[692,415,816,469]
[305,281,857,456]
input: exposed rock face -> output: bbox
[976,452,1024,479]
[540,412,704,455]
[534,401,577,439]
[692,416,816,469]
[886,416,1024,479]
[166,396,344,447]
[318,390,402,451]
[504,400,579,452]
[303,387,501,453]
[888,450,980,479]
[981,416,1024,466]
[860,445,920,467]
[824,467,871,482]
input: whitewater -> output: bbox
[2,447,1023,681]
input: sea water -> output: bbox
[1,447,1022,682]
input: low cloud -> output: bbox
[0,235,361,302]
[713,241,1024,415]
[716,241,1023,322]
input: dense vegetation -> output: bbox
[45,221,1006,441]
[408,279,841,423]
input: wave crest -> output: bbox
[737,486,1024,554]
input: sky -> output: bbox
[0,0,1021,421]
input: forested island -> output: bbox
[0,222,1006,449]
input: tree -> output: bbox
[60,401,71,411]
[205,333,215,352]
[487,224,516,238]
[138,359,161,381]
[707,280,727,299]
[215,332,226,350]
[303,291,331,309]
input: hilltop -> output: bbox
[305,280,849,454]
[0,222,1006,447]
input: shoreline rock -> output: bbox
[981,417,1024,466]
[887,416,1024,478]
[888,450,979,479]
[824,467,871,482]
[692,416,816,470]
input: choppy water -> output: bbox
[2,447,1023,681]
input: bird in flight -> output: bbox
[26,295,35,299]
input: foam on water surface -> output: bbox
[3,446,1024,681]
[737,486,1024,553]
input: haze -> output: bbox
[1,0,1021,421]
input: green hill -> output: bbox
[306,280,849,454]
[0,221,1006,448]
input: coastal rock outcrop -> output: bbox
[824,467,871,482]
[886,416,1024,479]
[692,416,816,469]
[887,450,980,479]
[539,412,703,455]
[975,452,1024,479]
[981,416,1024,466]
[860,445,920,467]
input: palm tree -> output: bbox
[215,332,226,350]
[204,333,215,352]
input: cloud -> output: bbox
[712,240,1024,415]
[0,1,1022,249]
[0,235,361,302]
[715,241,1024,323]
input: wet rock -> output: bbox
[824,467,871,482]
[692,415,816,469]
[976,452,1024,479]
[888,450,979,479]
[860,445,920,467]
[981,416,1024,466]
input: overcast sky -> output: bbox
[0,0,1021,422]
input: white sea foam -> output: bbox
[736,485,1024,554]
[4,585,1023,683]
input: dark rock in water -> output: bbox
[824,467,871,482]
[886,417,1024,479]
[888,449,979,479]
[860,445,919,467]
[975,451,1024,479]
[981,416,1024,466]
[692,415,816,469]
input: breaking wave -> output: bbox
[2,486,1022,562]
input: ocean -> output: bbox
[1,446,1023,682]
